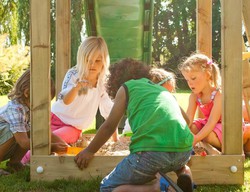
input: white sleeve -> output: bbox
[58,69,78,99]
[99,91,114,119]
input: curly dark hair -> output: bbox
[106,58,151,99]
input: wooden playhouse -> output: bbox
[29,0,250,185]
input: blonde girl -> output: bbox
[178,53,222,149]
[51,36,118,144]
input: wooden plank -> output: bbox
[30,0,51,156]
[30,155,244,184]
[196,0,212,58]
[196,0,212,119]
[56,0,71,97]
[221,0,243,154]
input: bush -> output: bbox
[0,35,30,95]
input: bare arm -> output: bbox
[13,132,30,150]
[63,80,88,105]
[186,93,197,127]
[74,86,126,169]
[51,133,69,153]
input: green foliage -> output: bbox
[0,35,29,95]
[152,0,221,90]
[71,0,84,67]
[0,0,18,44]
[17,0,30,45]
[212,0,221,63]
[152,0,196,89]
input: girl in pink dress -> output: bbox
[178,53,222,150]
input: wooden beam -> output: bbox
[221,0,243,154]
[56,0,71,97]
[30,155,244,185]
[196,0,212,58]
[30,0,51,156]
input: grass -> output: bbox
[1,92,250,191]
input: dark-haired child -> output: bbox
[75,58,194,192]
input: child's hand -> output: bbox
[74,148,94,169]
[51,142,69,154]
[192,135,199,147]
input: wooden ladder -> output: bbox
[242,0,250,122]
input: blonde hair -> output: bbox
[76,36,110,84]
[150,68,176,92]
[8,69,30,105]
[178,53,221,89]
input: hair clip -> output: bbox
[207,60,213,65]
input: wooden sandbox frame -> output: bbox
[30,0,250,185]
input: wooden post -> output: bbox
[221,0,243,154]
[30,0,51,156]
[196,0,212,58]
[56,0,71,96]
[196,0,212,118]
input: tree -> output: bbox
[0,0,18,44]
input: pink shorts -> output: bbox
[193,118,222,144]
[51,113,82,144]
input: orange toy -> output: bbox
[66,146,84,155]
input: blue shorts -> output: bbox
[100,150,192,192]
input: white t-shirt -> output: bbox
[51,68,113,130]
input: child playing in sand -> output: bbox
[0,69,68,175]
[75,58,194,192]
[178,53,222,149]
[51,36,118,144]
[122,67,190,134]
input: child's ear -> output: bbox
[206,71,212,80]
[24,89,30,98]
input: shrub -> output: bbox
[0,34,30,95]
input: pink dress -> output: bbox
[193,89,222,143]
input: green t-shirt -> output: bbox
[124,78,193,153]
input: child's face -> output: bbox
[182,70,210,94]
[24,88,30,108]
[88,55,104,76]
